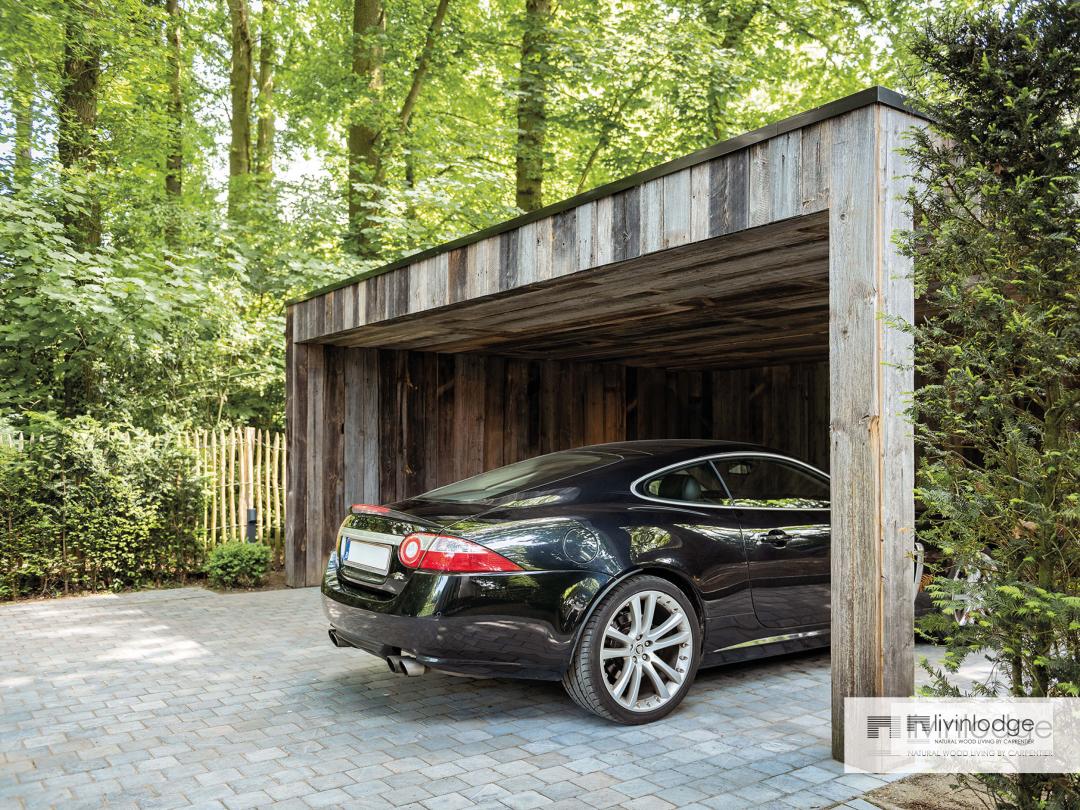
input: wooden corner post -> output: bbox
[285,308,346,588]
[828,104,919,760]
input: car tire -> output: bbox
[562,574,701,724]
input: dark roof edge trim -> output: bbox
[288,86,926,306]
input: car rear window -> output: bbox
[420,451,620,503]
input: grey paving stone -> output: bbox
[0,586,934,810]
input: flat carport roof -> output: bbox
[286,86,929,758]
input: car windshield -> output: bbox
[420,451,620,503]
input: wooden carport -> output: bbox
[285,86,927,757]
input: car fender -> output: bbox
[567,564,706,659]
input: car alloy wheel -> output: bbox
[601,590,693,712]
[562,574,700,723]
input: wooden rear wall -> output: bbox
[286,339,828,586]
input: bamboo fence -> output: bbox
[181,428,286,557]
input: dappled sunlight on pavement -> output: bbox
[2,587,945,809]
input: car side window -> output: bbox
[643,463,730,505]
[715,457,829,509]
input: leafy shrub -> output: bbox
[904,1,1080,807]
[205,542,271,589]
[0,414,206,597]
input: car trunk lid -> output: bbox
[334,500,495,597]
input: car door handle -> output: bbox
[757,530,789,547]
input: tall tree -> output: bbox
[345,0,450,256]
[227,0,253,218]
[514,0,551,212]
[346,0,384,256]
[57,1,102,248]
[12,60,33,188]
[164,0,183,244]
[255,0,275,177]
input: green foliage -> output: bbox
[0,0,959,433]
[0,414,207,598]
[205,541,271,589]
[902,1,1080,806]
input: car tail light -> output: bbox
[351,503,391,515]
[398,533,424,567]
[398,532,522,573]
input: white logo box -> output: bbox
[844,697,1080,774]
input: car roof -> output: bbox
[574,439,788,471]
[580,438,773,457]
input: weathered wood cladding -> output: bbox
[318,214,831,372]
[828,104,918,757]
[285,345,829,586]
[289,121,834,346]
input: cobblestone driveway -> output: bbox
[2,586,913,809]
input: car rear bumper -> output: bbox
[321,555,610,680]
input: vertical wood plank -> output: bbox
[499,229,520,291]
[404,350,426,497]
[504,359,531,464]
[575,202,594,273]
[880,106,918,702]
[436,353,456,486]
[709,152,749,237]
[285,309,308,586]
[800,121,832,214]
[463,242,481,300]
[594,195,614,266]
[639,178,664,255]
[750,130,801,226]
[318,347,345,582]
[447,247,469,304]
[454,354,485,480]
[828,105,917,758]
[517,221,538,287]
[662,168,691,248]
[479,235,501,296]
[532,216,553,283]
[553,209,577,278]
[484,356,507,470]
[611,186,640,261]
[584,363,606,445]
[602,363,625,441]
[432,253,449,310]
[690,162,710,242]
[539,361,558,453]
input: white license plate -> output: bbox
[342,539,392,574]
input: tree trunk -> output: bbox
[227,0,253,218]
[165,0,183,244]
[346,0,384,256]
[398,0,450,135]
[255,0,275,177]
[703,1,760,140]
[514,0,551,213]
[12,61,33,188]
[58,2,102,249]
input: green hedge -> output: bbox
[205,542,272,589]
[0,415,208,598]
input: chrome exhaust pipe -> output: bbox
[328,629,350,648]
[386,654,426,676]
[399,657,427,677]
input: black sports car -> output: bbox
[322,439,925,723]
